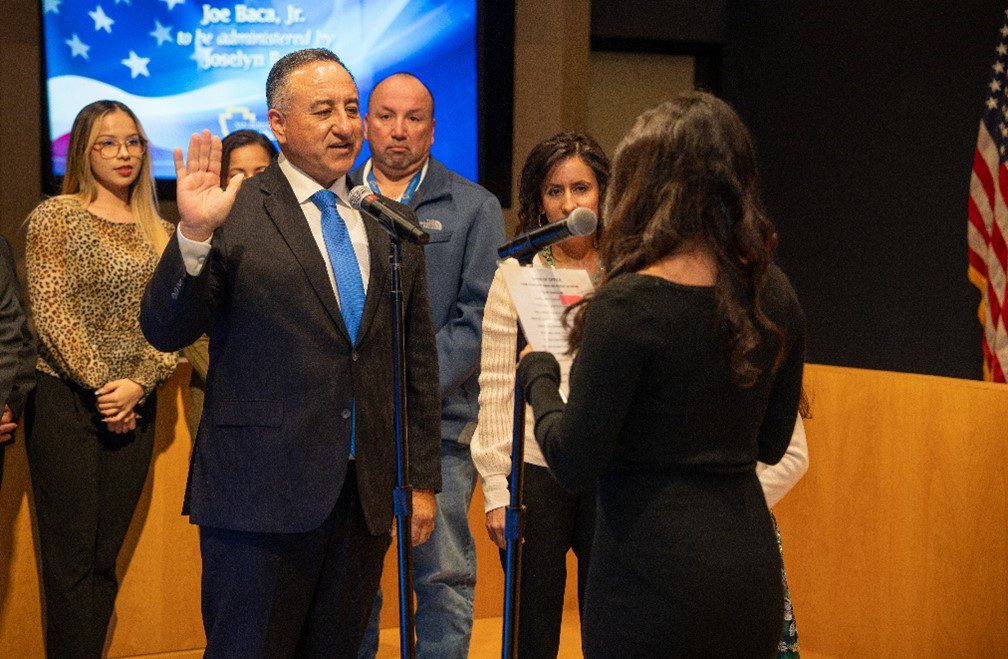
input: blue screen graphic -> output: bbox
[40,0,478,180]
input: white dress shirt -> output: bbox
[177,154,370,304]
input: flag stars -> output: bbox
[191,43,214,67]
[992,79,1002,93]
[162,0,185,9]
[89,5,114,33]
[65,33,90,59]
[989,97,998,110]
[996,61,1005,75]
[998,43,1007,56]
[43,0,61,13]
[150,20,173,46]
[121,50,151,78]
[1001,25,1008,38]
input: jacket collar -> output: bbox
[351,157,452,209]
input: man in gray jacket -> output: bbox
[352,73,505,658]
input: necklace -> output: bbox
[541,246,605,282]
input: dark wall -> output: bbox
[0,3,43,258]
[721,1,999,378]
[591,0,727,44]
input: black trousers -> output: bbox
[200,463,391,658]
[499,463,596,659]
[25,372,156,659]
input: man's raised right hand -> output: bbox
[175,130,245,242]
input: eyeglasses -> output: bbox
[92,137,146,159]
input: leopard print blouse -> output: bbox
[26,196,177,394]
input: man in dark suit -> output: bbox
[140,48,441,656]
[0,235,36,485]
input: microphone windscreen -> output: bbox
[348,185,373,210]
[566,207,598,237]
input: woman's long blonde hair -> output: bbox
[58,100,168,254]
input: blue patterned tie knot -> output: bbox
[311,188,337,210]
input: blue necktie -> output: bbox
[311,189,365,456]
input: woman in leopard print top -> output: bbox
[24,100,176,657]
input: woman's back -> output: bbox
[519,265,805,657]
[598,267,803,476]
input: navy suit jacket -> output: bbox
[140,162,441,534]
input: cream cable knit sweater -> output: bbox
[471,259,572,512]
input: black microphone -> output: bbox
[349,185,430,245]
[496,207,598,263]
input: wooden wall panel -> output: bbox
[0,367,569,658]
[4,363,1007,657]
[0,371,206,658]
[775,365,1008,657]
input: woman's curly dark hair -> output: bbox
[565,91,785,387]
[515,131,610,240]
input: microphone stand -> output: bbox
[367,211,428,659]
[388,235,416,659]
[502,251,535,659]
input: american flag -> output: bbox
[968,11,1008,381]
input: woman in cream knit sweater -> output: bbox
[471,131,609,659]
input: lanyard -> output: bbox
[366,164,423,206]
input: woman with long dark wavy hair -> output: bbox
[516,92,806,656]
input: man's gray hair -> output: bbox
[266,48,355,111]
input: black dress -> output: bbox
[518,268,806,658]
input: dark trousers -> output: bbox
[25,373,156,659]
[200,463,391,658]
[499,463,596,659]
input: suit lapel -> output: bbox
[357,203,390,343]
[259,166,351,344]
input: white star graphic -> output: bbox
[89,5,114,33]
[998,43,1007,56]
[191,43,214,68]
[162,0,185,10]
[65,33,90,59]
[122,50,151,78]
[150,20,173,46]
[992,80,1002,92]
[996,62,1005,74]
[989,97,999,110]
[1002,25,1008,38]
[43,0,60,13]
